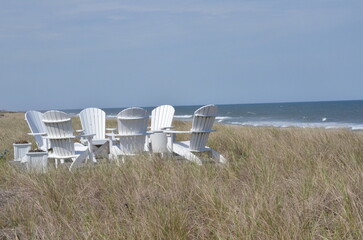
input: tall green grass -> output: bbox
[1,112,363,239]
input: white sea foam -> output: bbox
[228,121,358,130]
[215,116,232,120]
[351,125,363,131]
[174,115,193,119]
[216,116,233,123]
[105,112,363,131]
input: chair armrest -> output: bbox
[106,128,116,132]
[160,126,175,130]
[76,129,84,133]
[106,132,117,141]
[28,132,47,136]
[44,136,75,139]
[163,130,191,134]
[191,129,216,133]
[148,130,164,134]
[111,132,152,137]
[76,134,95,139]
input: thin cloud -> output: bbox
[36,32,62,40]
[107,15,127,21]
[60,1,269,16]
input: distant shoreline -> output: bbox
[0,110,363,132]
[0,110,18,113]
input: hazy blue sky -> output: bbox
[1,0,363,111]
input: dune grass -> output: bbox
[1,112,363,239]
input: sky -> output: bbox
[1,0,363,111]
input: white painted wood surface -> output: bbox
[113,107,149,155]
[171,141,203,165]
[150,105,175,153]
[42,111,73,139]
[26,152,48,173]
[190,104,218,151]
[43,111,76,159]
[25,111,48,151]
[13,143,32,162]
[167,105,226,164]
[79,108,111,158]
[42,110,94,170]
[150,105,175,131]
[79,108,106,140]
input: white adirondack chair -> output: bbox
[149,105,175,153]
[25,111,48,151]
[165,105,226,165]
[108,107,150,159]
[42,110,95,171]
[79,108,114,159]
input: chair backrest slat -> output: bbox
[43,111,73,139]
[190,105,218,151]
[50,139,75,157]
[43,111,75,158]
[79,108,106,140]
[25,111,47,150]
[117,107,148,154]
[150,105,175,131]
[117,107,148,135]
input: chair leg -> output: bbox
[144,137,150,152]
[69,150,89,171]
[87,139,95,163]
[109,140,122,160]
[110,146,120,160]
[211,149,227,163]
[116,156,125,166]
[171,143,203,165]
[93,142,109,160]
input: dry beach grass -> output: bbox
[1,112,363,239]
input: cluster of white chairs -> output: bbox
[24,104,226,171]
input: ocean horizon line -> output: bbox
[2,98,362,113]
[25,98,362,113]
[53,100,363,131]
[4,100,363,131]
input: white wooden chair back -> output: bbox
[190,105,218,151]
[43,111,73,138]
[150,105,175,131]
[150,105,175,153]
[117,107,148,154]
[79,108,106,140]
[43,111,75,158]
[25,111,47,150]
[47,139,76,158]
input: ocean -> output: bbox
[62,100,363,130]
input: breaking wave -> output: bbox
[228,120,363,130]
[174,115,193,119]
